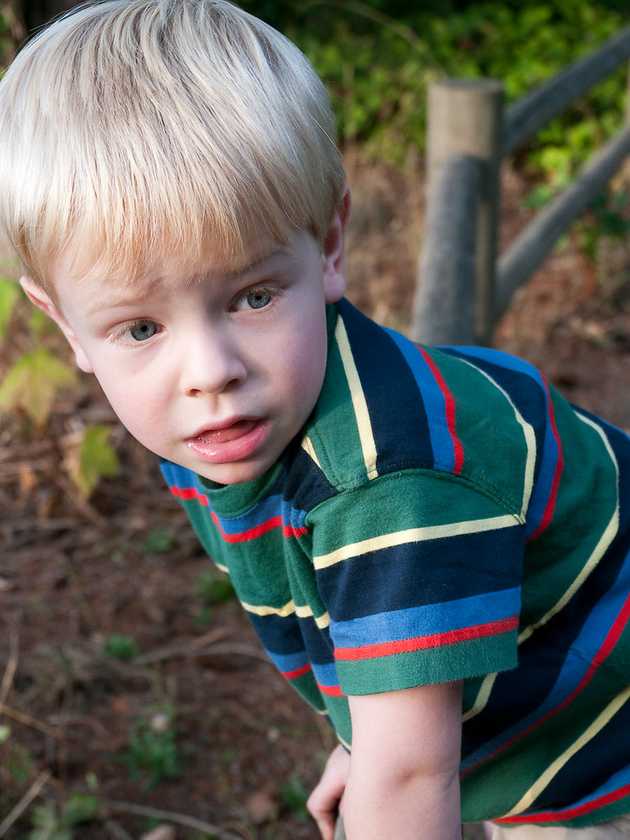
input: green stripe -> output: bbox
[308,470,519,557]
[462,674,629,821]
[336,633,517,696]
[307,322,367,491]
[427,348,530,515]
[521,392,618,626]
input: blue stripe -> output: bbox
[312,661,340,687]
[440,347,559,537]
[318,526,525,621]
[330,587,521,648]
[214,495,307,533]
[462,545,630,771]
[386,329,455,472]
[265,648,310,673]
[336,300,435,474]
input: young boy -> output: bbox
[1,1,629,838]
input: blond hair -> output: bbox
[0,0,345,295]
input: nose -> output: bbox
[180,323,248,398]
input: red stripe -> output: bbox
[210,512,308,543]
[283,526,309,538]
[170,486,209,506]
[530,376,564,541]
[282,663,312,680]
[334,616,518,661]
[496,783,630,824]
[464,592,630,778]
[419,347,464,475]
[318,683,344,697]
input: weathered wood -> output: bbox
[412,156,480,345]
[503,27,630,156]
[418,79,504,344]
[496,126,630,322]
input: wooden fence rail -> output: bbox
[412,26,630,346]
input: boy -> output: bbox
[1,1,629,837]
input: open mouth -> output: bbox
[185,419,269,464]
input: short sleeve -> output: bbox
[307,470,525,695]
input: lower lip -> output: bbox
[185,420,270,464]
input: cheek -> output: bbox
[93,368,164,440]
[274,312,328,402]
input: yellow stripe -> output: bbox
[214,562,229,574]
[295,604,331,629]
[314,514,519,570]
[241,599,296,618]
[462,414,621,719]
[463,673,498,722]
[503,685,630,817]
[337,733,352,750]
[518,414,620,646]
[335,316,378,480]
[457,358,535,522]
[301,435,322,470]
[240,599,329,628]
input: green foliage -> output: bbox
[0,277,19,339]
[279,774,309,820]
[68,424,120,499]
[122,708,182,788]
[103,633,139,661]
[29,794,101,840]
[196,569,235,606]
[143,527,175,554]
[0,347,77,427]
[285,0,627,168]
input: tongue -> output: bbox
[194,419,257,444]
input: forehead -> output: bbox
[52,235,293,308]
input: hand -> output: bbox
[307,744,351,840]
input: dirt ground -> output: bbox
[1,148,629,839]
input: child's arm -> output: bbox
[343,681,463,840]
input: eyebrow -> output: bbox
[90,247,288,313]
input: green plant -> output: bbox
[279,774,309,820]
[29,793,101,840]
[103,634,139,661]
[196,569,235,606]
[143,527,175,554]
[122,708,182,788]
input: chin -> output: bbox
[195,458,271,486]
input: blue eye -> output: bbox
[246,289,272,309]
[129,320,159,341]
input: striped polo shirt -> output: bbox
[160,298,630,827]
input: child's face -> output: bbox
[25,222,347,484]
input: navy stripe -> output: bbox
[282,442,337,512]
[298,616,335,663]
[530,699,630,813]
[317,526,525,621]
[248,613,304,655]
[463,527,630,757]
[337,299,435,473]
[440,347,549,490]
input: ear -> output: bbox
[322,187,351,304]
[19,275,94,373]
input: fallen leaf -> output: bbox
[246,789,278,824]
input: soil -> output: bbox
[1,147,629,840]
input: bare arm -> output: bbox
[342,681,463,840]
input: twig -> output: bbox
[0,627,18,707]
[104,819,134,840]
[0,703,62,738]
[0,770,51,838]
[106,800,244,839]
[133,627,231,666]
[198,642,273,665]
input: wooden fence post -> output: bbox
[415,79,504,344]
